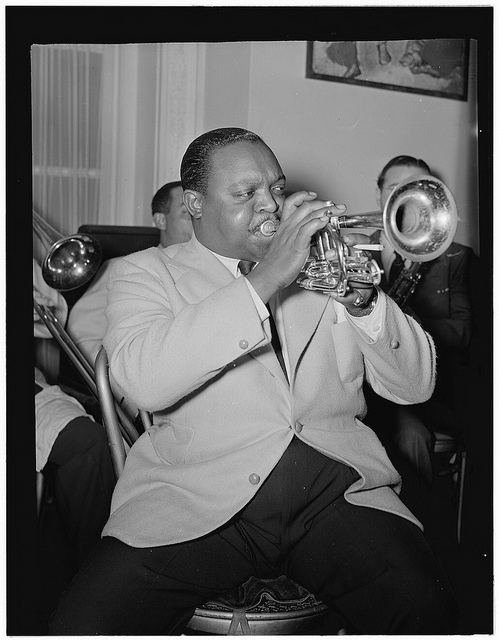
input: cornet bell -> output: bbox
[42,233,103,291]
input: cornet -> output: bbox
[260,175,458,295]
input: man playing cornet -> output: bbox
[50,128,457,635]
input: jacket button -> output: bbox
[295,422,303,433]
[239,339,249,349]
[390,339,400,349]
[248,473,261,485]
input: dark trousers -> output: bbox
[364,385,434,525]
[49,437,458,635]
[44,416,116,567]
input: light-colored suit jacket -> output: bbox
[102,235,436,547]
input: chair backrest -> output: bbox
[78,224,160,262]
[94,346,150,479]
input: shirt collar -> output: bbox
[190,232,243,277]
[208,250,242,277]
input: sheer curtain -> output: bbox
[32,42,205,380]
[32,44,104,265]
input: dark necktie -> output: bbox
[238,260,256,276]
[388,252,405,286]
[238,260,288,382]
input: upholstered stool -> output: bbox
[187,575,330,635]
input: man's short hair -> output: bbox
[377,156,431,189]
[180,127,266,194]
[151,181,182,216]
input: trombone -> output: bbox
[33,209,141,446]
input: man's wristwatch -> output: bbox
[347,287,378,317]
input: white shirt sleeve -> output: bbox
[35,369,92,471]
[337,288,385,342]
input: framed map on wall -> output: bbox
[306,40,468,101]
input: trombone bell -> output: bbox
[42,234,103,291]
[33,209,103,291]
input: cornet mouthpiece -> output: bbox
[259,220,279,237]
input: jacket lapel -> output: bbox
[168,237,329,385]
[279,282,332,380]
[167,236,235,302]
[166,237,286,382]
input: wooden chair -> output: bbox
[36,471,45,519]
[94,346,340,635]
[433,431,467,545]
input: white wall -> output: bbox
[203,41,479,255]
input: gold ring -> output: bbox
[353,293,364,307]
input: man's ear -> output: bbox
[152,213,167,230]
[184,190,203,220]
[375,186,382,210]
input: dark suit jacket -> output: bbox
[369,237,475,431]
[372,238,474,360]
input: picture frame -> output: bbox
[306,39,469,101]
